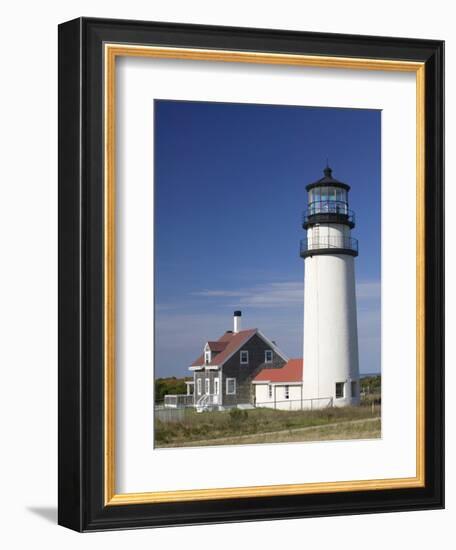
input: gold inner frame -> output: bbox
[104,44,426,506]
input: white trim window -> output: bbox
[214,378,220,395]
[226,378,236,395]
[240,350,249,364]
[284,385,290,400]
[205,378,210,395]
[335,382,345,399]
[264,350,273,363]
[204,343,212,365]
[197,378,202,395]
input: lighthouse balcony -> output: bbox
[300,236,359,258]
[302,201,355,229]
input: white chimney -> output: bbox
[233,310,242,333]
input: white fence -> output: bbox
[255,397,333,411]
[155,406,186,423]
[155,397,335,423]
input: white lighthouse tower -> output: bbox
[301,166,360,407]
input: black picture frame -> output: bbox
[58,17,444,532]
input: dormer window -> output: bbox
[204,343,211,364]
[240,350,249,364]
[265,350,273,363]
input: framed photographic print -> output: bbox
[58,17,444,531]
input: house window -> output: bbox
[214,378,220,395]
[265,350,273,363]
[351,380,358,397]
[226,378,236,395]
[284,386,290,399]
[268,385,273,399]
[205,378,210,395]
[240,350,249,364]
[197,378,202,395]
[204,350,211,364]
[335,382,345,399]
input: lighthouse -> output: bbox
[300,166,360,407]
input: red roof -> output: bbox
[191,329,257,368]
[253,358,303,383]
[207,341,228,352]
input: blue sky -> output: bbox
[154,100,381,377]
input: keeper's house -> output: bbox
[188,311,288,411]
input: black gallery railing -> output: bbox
[300,236,359,257]
[302,200,355,227]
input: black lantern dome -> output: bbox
[306,165,351,192]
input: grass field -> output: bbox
[155,403,381,448]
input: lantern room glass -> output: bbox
[308,186,348,215]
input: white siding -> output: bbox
[255,384,307,410]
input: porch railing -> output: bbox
[195,393,220,412]
[164,394,194,408]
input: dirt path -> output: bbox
[159,417,381,448]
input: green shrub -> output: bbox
[229,408,248,427]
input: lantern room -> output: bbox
[302,166,355,229]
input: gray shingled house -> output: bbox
[187,311,288,411]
